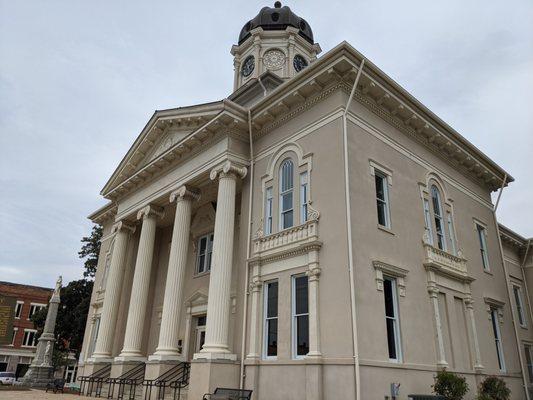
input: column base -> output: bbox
[436,361,448,370]
[148,353,184,362]
[474,364,485,373]
[194,352,237,361]
[188,358,239,400]
[87,356,114,364]
[114,355,147,363]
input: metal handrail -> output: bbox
[106,362,146,400]
[143,362,190,400]
[78,364,112,397]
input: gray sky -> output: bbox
[1,0,532,287]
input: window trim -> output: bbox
[264,187,273,235]
[383,276,402,363]
[490,308,506,372]
[279,158,295,231]
[423,198,434,245]
[262,280,278,360]
[446,212,457,256]
[513,285,527,328]
[525,343,533,383]
[475,222,490,272]
[28,303,46,320]
[374,170,391,228]
[300,171,308,224]
[22,329,38,348]
[14,301,24,319]
[291,274,309,360]
[10,327,18,346]
[195,232,214,275]
[430,185,447,251]
[88,316,101,357]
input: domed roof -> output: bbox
[238,2,314,45]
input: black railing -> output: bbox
[143,362,190,400]
[106,362,146,400]
[78,364,112,397]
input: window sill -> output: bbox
[520,324,528,330]
[193,271,210,279]
[483,269,493,276]
[377,224,395,236]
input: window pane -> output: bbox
[282,192,293,211]
[386,318,397,359]
[199,237,207,254]
[281,160,294,191]
[375,174,385,201]
[267,282,278,318]
[431,186,442,217]
[267,319,278,357]
[377,201,387,226]
[282,210,293,229]
[198,255,205,273]
[295,276,308,315]
[297,315,309,356]
[383,279,395,318]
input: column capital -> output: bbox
[307,267,321,282]
[427,284,439,298]
[249,276,263,293]
[112,220,136,234]
[210,161,247,181]
[137,204,164,221]
[464,296,474,308]
[170,185,201,203]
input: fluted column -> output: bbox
[465,296,484,372]
[91,221,135,361]
[307,247,322,358]
[118,205,163,360]
[151,186,200,360]
[246,272,262,359]
[428,284,448,368]
[198,161,247,359]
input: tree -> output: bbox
[78,225,102,279]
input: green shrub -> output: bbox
[432,370,469,400]
[477,376,510,400]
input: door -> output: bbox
[194,315,206,353]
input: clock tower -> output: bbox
[231,2,321,91]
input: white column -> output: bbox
[198,161,247,359]
[307,248,322,358]
[91,221,135,361]
[118,205,163,360]
[428,285,448,368]
[151,186,199,360]
[246,272,262,359]
[465,296,484,371]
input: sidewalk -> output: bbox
[0,388,91,399]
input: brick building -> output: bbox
[0,281,52,378]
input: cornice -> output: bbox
[88,202,117,225]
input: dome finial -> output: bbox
[274,1,282,8]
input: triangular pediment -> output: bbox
[138,127,193,168]
[186,290,208,307]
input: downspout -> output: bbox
[240,109,255,389]
[492,174,530,400]
[343,58,365,400]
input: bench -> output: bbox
[45,378,65,393]
[203,388,253,400]
[408,395,445,400]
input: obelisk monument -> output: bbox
[22,276,62,386]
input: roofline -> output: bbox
[499,223,532,247]
[0,280,54,293]
[88,201,117,224]
[251,40,514,185]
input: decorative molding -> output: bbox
[422,239,470,282]
[372,260,408,297]
[112,220,136,235]
[306,204,320,221]
[169,185,201,203]
[210,160,248,181]
[253,218,320,256]
[484,297,505,323]
[249,240,322,267]
[136,204,165,221]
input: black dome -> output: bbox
[238,2,314,45]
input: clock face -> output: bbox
[241,55,255,78]
[263,49,285,70]
[293,55,308,73]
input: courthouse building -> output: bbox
[77,3,533,399]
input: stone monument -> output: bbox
[21,276,62,387]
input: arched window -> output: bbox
[430,185,447,251]
[279,159,294,229]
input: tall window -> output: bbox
[423,199,434,245]
[11,328,18,345]
[279,159,294,230]
[476,224,490,271]
[513,285,527,327]
[14,301,23,319]
[88,316,100,357]
[525,344,533,383]
[375,171,391,228]
[292,275,309,358]
[446,212,457,256]
[196,233,214,274]
[383,277,401,362]
[491,308,505,371]
[430,185,446,251]
[265,187,273,235]
[300,172,308,223]
[263,281,278,358]
[22,329,38,347]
